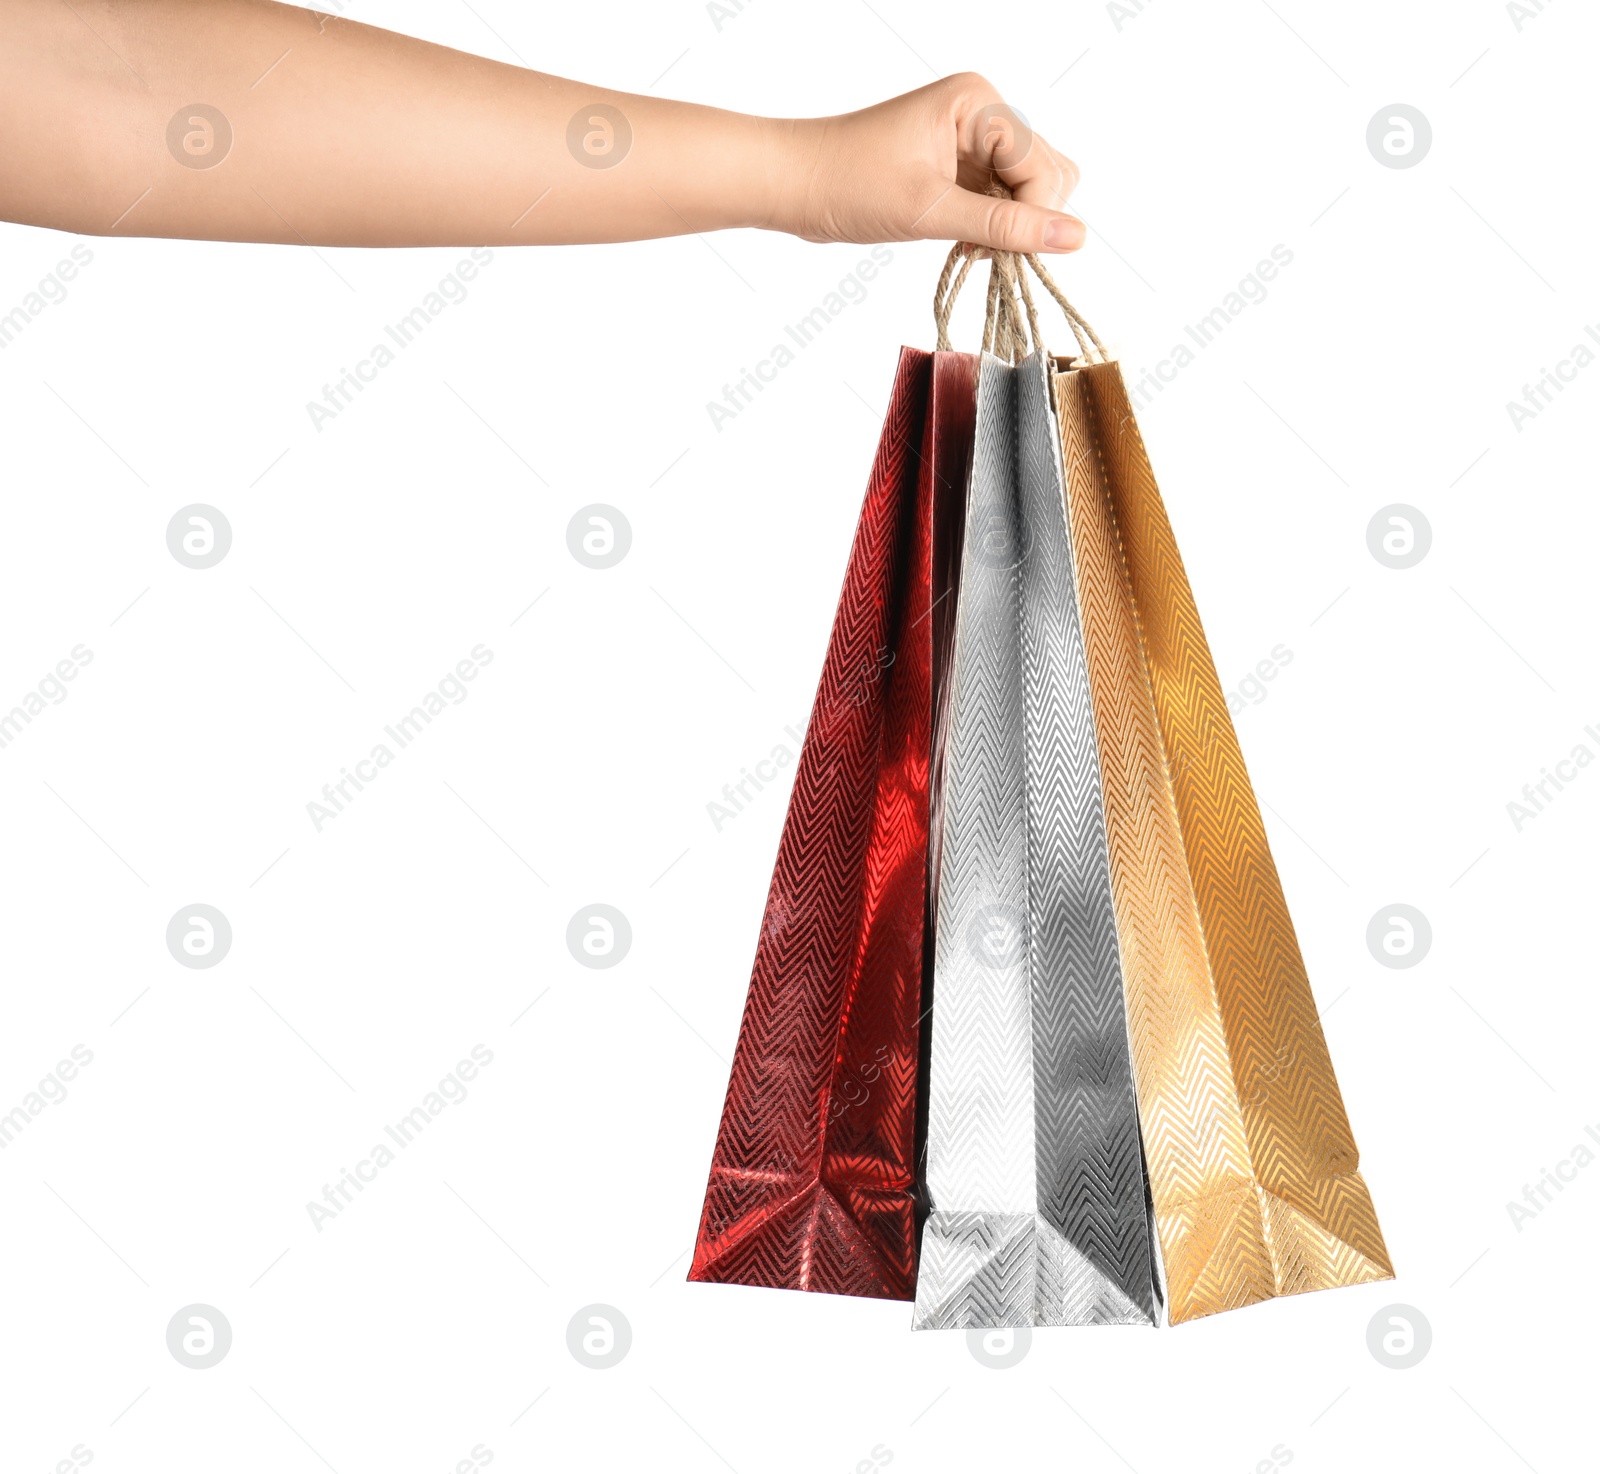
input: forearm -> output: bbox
[0,0,799,245]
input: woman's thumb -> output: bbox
[922,185,1085,254]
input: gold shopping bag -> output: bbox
[1052,326,1393,1323]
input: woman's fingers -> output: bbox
[960,97,1081,211]
[937,76,1084,251]
[1004,141,1081,215]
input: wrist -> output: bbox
[748,114,822,237]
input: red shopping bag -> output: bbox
[689,347,976,1298]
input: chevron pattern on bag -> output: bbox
[1016,353,1156,1323]
[914,353,1156,1328]
[1055,360,1392,1323]
[690,348,944,1299]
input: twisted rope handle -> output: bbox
[931,183,1107,364]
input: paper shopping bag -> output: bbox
[1055,357,1394,1323]
[690,346,976,1299]
[912,346,1158,1329]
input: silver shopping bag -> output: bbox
[913,335,1158,1329]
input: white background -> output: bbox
[1,0,1595,1469]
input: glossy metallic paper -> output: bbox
[1055,359,1393,1323]
[690,348,936,1300]
[914,352,1158,1329]
[690,349,976,1301]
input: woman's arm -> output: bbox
[0,0,1085,253]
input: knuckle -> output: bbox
[943,70,996,107]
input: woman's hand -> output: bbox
[767,74,1086,256]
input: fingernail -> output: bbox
[1043,217,1085,251]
